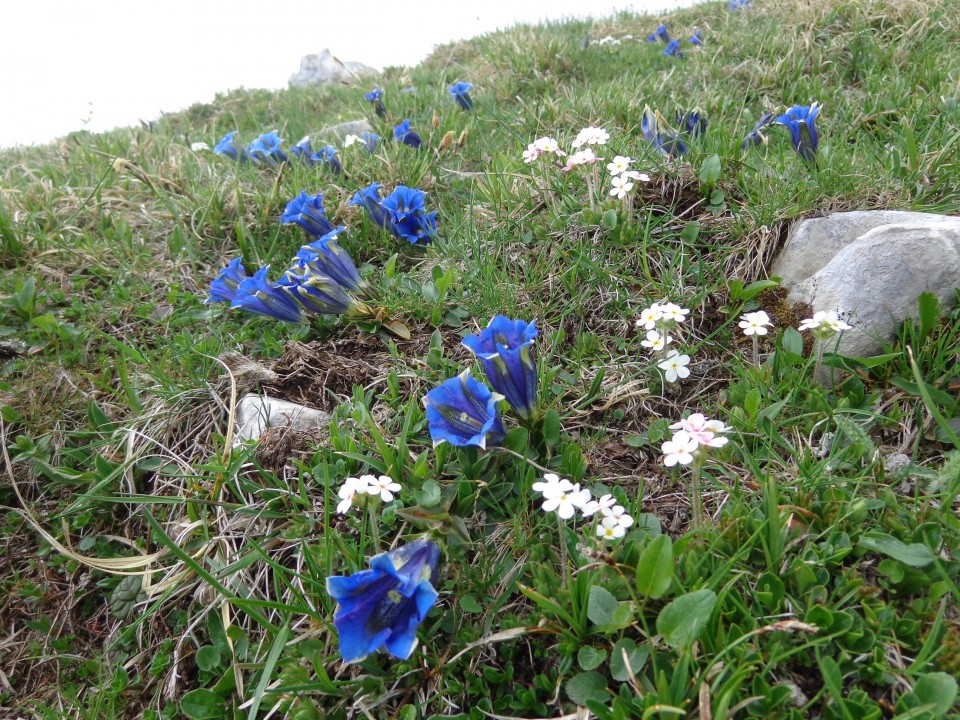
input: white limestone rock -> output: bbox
[234,395,330,444]
[289,49,377,88]
[772,211,960,357]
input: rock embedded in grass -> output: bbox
[773,210,960,357]
[234,395,331,444]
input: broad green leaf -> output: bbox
[635,535,674,599]
[414,479,442,508]
[578,645,607,671]
[180,688,227,720]
[601,209,618,229]
[858,532,935,567]
[656,589,717,650]
[679,222,700,243]
[611,638,650,681]
[913,672,958,715]
[195,646,222,672]
[542,409,561,446]
[916,291,940,341]
[566,671,609,706]
[698,154,721,185]
[587,585,619,626]
[458,594,483,613]
[782,327,804,356]
[110,575,143,619]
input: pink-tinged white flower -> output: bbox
[541,482,592,520]
[581,493,617,517]
[609,174,635,199]
[597,516,627,541]
[364,475,402,502]
[534,136,564,155]
[658,350,691,383]
[522,143,540,163]
[563,148,600,171]
[571,126,611,148]
[606,155,635,175]
[669,413,730,448]
[799,310,853,339]
[601,503,635,528]
[337,476,369,514]
[641,329,671,352]
[636,303,665,330]
[622,170,651,182]
[659,303,690,324]
[662,431,699,467]
[739,310,772,336]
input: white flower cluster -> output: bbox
[739,310,773,336]
[563,148,600,171]
[532,473,635,541]
[605,155,650,199]
[523,136,566,164]
[337,474,402,514]
[571,126,611,148]
[636,301,692,384]
[798,310,852,339]
[661,413,730,467]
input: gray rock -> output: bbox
[234,395,330,444]
[772,211,960,357]
[318,119,375,142]
[289,49,377,88]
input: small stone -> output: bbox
[289,49,377,88]
[883,453,912,473]
[318,119,375,143]
[234,395,330,444]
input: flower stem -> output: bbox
[690,454,706,531]
[557,515,572,591]
[752,335,760,366]
[369,508,381,552]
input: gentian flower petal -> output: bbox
[213,131,247,162]
[774,103,821,162]
[231,267,304,322]
[293,227,364,293]
[246,131,288,166]
[655,24,671,43]
[423,370,505,449]
[394,120,422,149]
[326,539,440,663]
[462,316,539,420]
[741,112,776,150]
[281,191,337,237]
[449,82,474,111]
[207,257,248,304]
[663,40,684,58]
[281,271,357,315]
[311,145,342,175]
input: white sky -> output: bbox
[0,0,702,148]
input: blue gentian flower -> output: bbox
[663,40,684,58]
[281,191,337,237]
[246,131,288,166]
[741,112,776,150]
[642,106,690,158]
[423,370,505,449]
[213,131,247,162]
[655,24,671,43]
[646,32,659,42]
[448,82,474,110]
[231,267,304,322]
[676,109,708,138]
[293,228,364,293]
[207,258,248,304]
[364,88,387,119]
[362,131,381,154]
[349,182,396,231]
[774,103,821,162]
[280,270,357,315]
[394,119,422,149]
[689,29,703,45]
[326,538,441,663]
[462,316,539,420]
[290,137,315,165]
[312,145,342,175]
[728,0,751,9]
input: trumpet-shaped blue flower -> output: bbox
[729,0,751,9]
[364,88,387,118]
[663,40,684,58]
[213,131,248,162]
[290,137,314,164]
[449,82,474,110]
[246,131,288,166]
[394,119,422,149]
[281,191,337,237]
[326,538,440,663]
[655,24,671,42]
[462,316,539,420]
[741,112,776,150]
[293,227,364,292]
[231,267,304,322]
[362,131,381,154]
[676,109,708,138]
[689,29,703,45]
[775,103,821,163]
[642,106,690,158]
[312,145,342,175]
[281,270,357,315]
[423,370,505,449]
[207,258,249,304]
[351,183,438,245]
